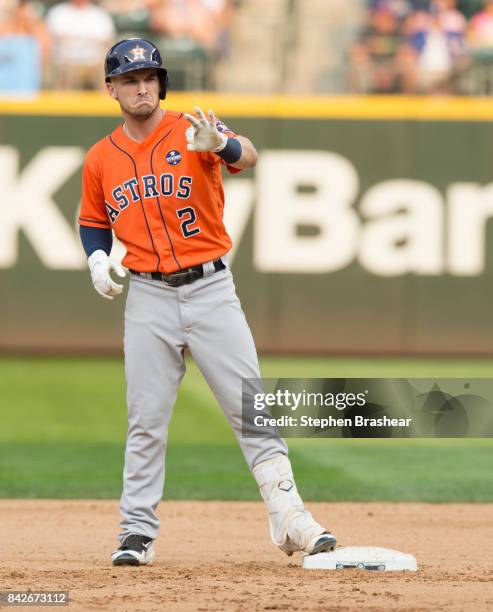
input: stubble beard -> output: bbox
[122,99,160,121]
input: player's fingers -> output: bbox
[108,280,123,294]
[208,109,216,127]
[94,272,120,295]
[186,143,197,151]
[95,277,114,295]
[185,126,195,143]
[111,263,126,278]
[185,113,201,128]
[105,288,121,298]
[194,106,208,126]
[95,286,113,300]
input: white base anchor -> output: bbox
[303,546,417,571]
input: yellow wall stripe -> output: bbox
[1,92,493,120]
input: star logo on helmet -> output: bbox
[130,45,146,61]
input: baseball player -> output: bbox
[79,38,337,566]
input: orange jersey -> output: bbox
[79,110,242,273]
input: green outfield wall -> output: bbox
[2,94,493,355]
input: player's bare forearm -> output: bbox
[230,136,258,170]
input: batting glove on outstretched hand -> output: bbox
[87,249,126,300]
[185,106,228,153]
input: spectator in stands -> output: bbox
[0,0,51,92]
[102,0,159,33]
[348,4,404,93]
[468,0,493,49]
[151,0,233,58]
[400,0,468,92]
[0,0,51,64]
[368,0,419,20]
[102,0,157,14]
[46,0,115,90]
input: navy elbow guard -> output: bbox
[80,226,113,257]
[217,138,242,164]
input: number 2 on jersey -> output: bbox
[177,207,201,238]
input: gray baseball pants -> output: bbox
[119,263,288,540]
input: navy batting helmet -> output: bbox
[104,38,169,100]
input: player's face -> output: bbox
[107,69,161,119]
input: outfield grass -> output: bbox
[1,357,492,500]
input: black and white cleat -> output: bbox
[310,533,337,555]
[111,534,155,566]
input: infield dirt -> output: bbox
[0,500,491,611]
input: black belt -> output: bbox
[130,258,225,287]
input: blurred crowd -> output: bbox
[2,0,493,94]
[349,0,493,94]
[0,0,233,92]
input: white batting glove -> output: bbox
[87,249,126,300]
[185,106,228,153]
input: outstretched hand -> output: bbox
[185,106,228,153]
